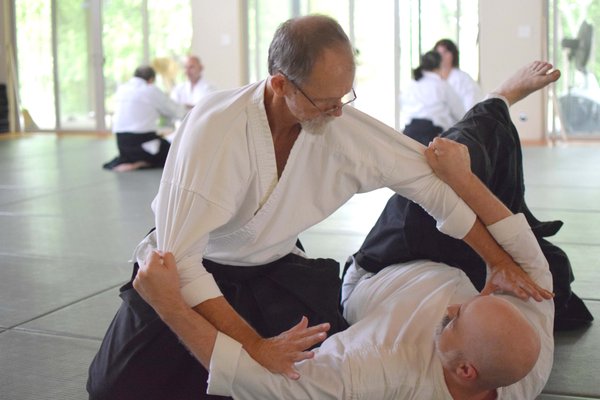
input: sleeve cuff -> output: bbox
[486,213,551,288]
[207,332,243,396]
[487,213,529,245]
[435,199,477,239]
[180,275,223,307]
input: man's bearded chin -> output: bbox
[301,114,335,135]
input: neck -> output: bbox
[264,79,302,177]
[439,65,452,79]
[264,79,300,139]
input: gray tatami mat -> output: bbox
[0,330,99,400]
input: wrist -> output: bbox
[155,296,189,323]
[450,171,478,196]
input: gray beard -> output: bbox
[301,115,334,135]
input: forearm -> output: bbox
[154,295,264,371]
[463,217,515,267]
[455,173,516,267]
[450,172,511,226]
[154,297,217,369]
[194,296,263,356]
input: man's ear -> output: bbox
[456,361,478,382]
[270,74,287,96]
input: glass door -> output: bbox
[13,0,192,132]
[549,0,600,139]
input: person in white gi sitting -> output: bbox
[87,15,552,400]
[132,61,559,400]
[103,65,185,172]
[170,55,217,111]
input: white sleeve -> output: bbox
[152,181,232,307]
[148,105,250,307]
[151,87,185,120]
[486,213,552,290]
[337,107,477,240]
[388,137,476,240]
[208,333,348,400]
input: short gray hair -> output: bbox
[267,15,354,85]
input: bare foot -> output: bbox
[113,161,151,172]
[491,61,561,106]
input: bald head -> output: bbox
[184,55,203,84]
[436,295,541,391]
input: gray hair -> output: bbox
[267,15,354,85]
[133,65,156,82]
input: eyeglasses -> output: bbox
[280,72,357,114]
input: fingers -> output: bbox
[424,146,437,166]
[288,316,309,333]
[287,320,329,350]
[480,282,496,296]
[162,252,176,268]
[297,329,328,350]
[483,271,554,302]
[284,367,301,381]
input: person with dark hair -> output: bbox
[87,16,551,400]
[435,38,484,111]
[401,50,465,143]
[103,65,185,172]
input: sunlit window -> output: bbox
[549,0,600,138]
[14,0,191,131]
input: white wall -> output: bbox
[479,0,547,141]
[190,0,247,90]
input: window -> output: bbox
[549,0,600,138]
[246,0,479,130]
[14,0,192,131]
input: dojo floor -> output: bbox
[0,132,598,400]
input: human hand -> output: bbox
[247,317,330,380]
[424,137,474,191]
[481,259,554,302]
[133,251,185,314]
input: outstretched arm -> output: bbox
[425,137,553,300]
[133,251,329,377]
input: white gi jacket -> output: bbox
[447,67,484,112]
[170,78,217,107]
[207,213,554,400]
[401,71,466,131]
[134,79,476,307]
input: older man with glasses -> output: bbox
[88,15,551,400]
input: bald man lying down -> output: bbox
[134,136,554,400]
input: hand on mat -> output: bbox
[249,317,330,380]
[425,137,474,191]
[482,259,554,302]
[134,251,184,315]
